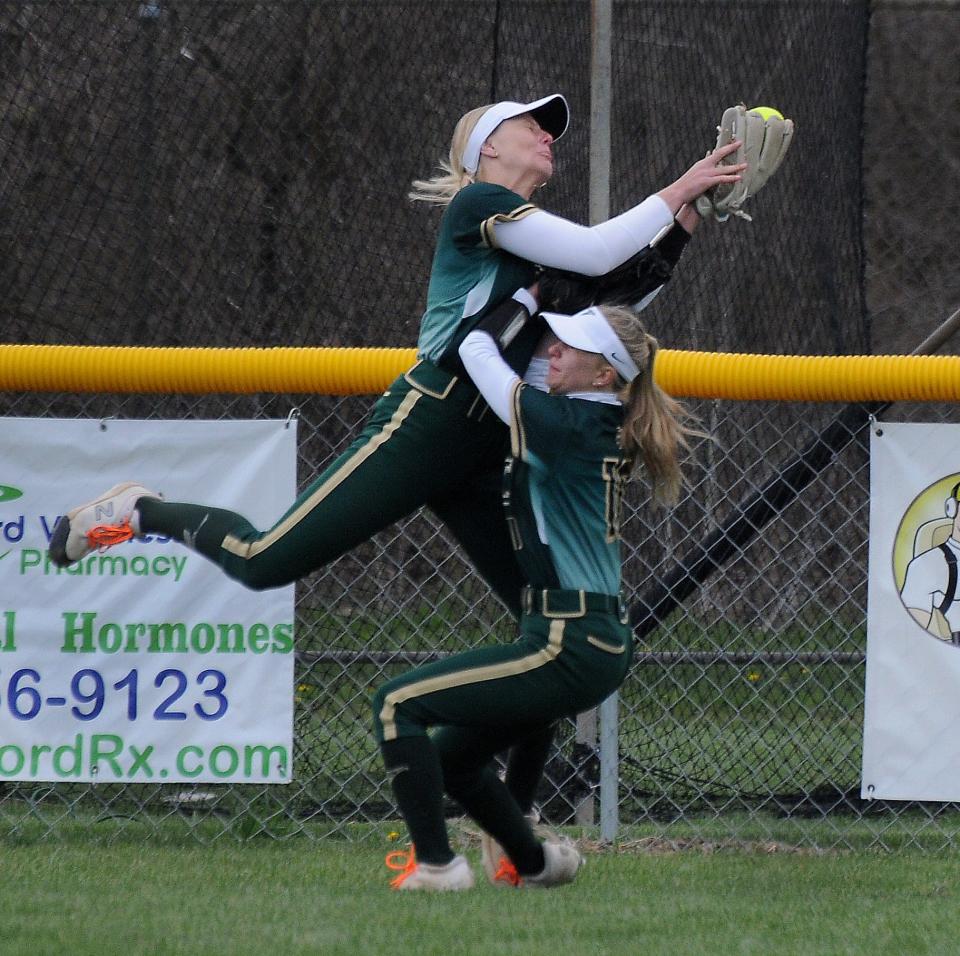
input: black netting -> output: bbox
[1,1,865,353]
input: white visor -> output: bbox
[541,306,642,384]
[463,94,569,175]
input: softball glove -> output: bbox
[695,104,795,222]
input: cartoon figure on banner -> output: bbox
[897,474,960,643]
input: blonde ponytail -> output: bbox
[408,104,491,205]
[602,306,705,505]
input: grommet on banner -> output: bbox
[865,784,875,801]
[285,407,300,429]
[868,413,882,437]
[99,416,116,432]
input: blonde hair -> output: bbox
[601,305,705,506]
[408,104,491,205]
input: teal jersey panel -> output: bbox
[509,386,629,596]
[416,183,539,361]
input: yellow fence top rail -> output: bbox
[2,343,960,402]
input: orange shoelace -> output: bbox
[493,856,522,887]
[87,521,135,550]
[385,847,417,889]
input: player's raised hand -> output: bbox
[657,141,747,212]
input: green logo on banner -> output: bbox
[0,485,23,503]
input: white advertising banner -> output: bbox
[863,421,960,801]
[0,418,295,784]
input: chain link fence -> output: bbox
[1,0,959,849]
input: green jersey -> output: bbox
[505,384,630,596]
[417,183,539,362]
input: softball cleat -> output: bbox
[48,482,160,567]
[523,838,584,888]
[385,848,475,891]
[482,808,557,888]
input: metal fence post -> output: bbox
[576,0,614,828]
[599,692,619,841]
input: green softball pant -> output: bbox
[137,361,528,617]
[371,601,632,798]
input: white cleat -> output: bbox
[386,850,475,892]
[523,838,584,888]
[48,482,160,567]
[480,809,542,888]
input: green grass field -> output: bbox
[3,822,960,956]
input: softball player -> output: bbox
[48,97,739,869]
[49,94,742,615]
[375,302,702,890]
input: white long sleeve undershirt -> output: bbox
[493,194,674,275]
[459,330,518,424]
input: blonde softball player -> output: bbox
[374,302,704,890]
[49,94,739,607]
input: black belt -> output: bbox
[521,587,625,620]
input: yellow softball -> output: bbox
[748,106,784,122]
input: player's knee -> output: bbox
[226,560,294,591]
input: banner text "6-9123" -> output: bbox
[0,667,228,721]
